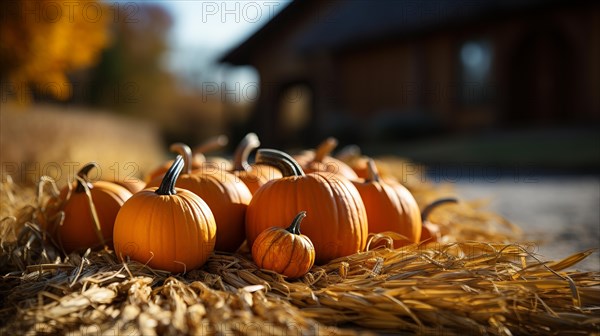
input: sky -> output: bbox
[160,1,291,87]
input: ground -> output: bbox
[455,176,600,271]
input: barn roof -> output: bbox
[220,0,579,65]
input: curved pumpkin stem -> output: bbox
[365,159,380,183]
[75,162,99,192]
[255,149,305,177]
[157,155,184,196]
[193,135,228,155]
[169,143,194,175]
[286,211,307,235]
[233,133,260,172]
[421,198,459,221]
[314,137,338,162]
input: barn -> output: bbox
[221,0,599,148]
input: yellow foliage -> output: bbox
[0,0,110,101]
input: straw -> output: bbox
[1,161,598,335]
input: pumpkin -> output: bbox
[232,133,282,194]
[145,135,230,183]
[419,198,459,243]
[252,211,315,278]
[293,137,359,180]
[352,159,421,248]
[246,149,368,264]
[113,155,216,273]
[146,143,252,252]
[44,162,132,252]
[111,178,146,194]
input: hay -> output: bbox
[1,175,599,335]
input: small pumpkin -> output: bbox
[419,198,458,243]
[246,149,368,264]
[146,143,252,252]
[113,155,216,273]
[352,159,421,248]
[145,135,230,183]
[293,137,359,180]
[231,133,282,194]
[44,163,132,253]
[252,211,315,278]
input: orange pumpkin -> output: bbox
[146,143,252,252]
[231,133,282,194]
[419,198,458,243]
[246,149,368,264]
[145,135,230,183]
[252,211,315,278]
[113,156,216,273]
[44,162,132,253]
[352,159,421,248]
[293,137,359,180]
[110,178,145,194]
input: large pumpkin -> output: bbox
[44,163,132,252]
[293,137,359,180]
[114,156,216,273]
[246,149,368,264]
[352,159,421,248]
[231,133,282,194]
[146,143,252,252]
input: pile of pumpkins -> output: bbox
[40,134,455,278]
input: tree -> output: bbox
[0,0,110,102]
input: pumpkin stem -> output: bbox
[169,143,193,175]
[156,155,184,195]
[233,133,260,171]
[286,211,307,235]
[193,135,228,155]
[314,137,338,162]
[365,159,380,183]
[255,149,305,177]
[421,198,459,221]
[336,144,361,162]
[75,162,99,192]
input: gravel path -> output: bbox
[453,176,599,271]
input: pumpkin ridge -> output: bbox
[171,191,192,272]
[317,174,340,259]
[329,175,364,255]
[151,194,166,267]
[185,192,214,250]
[94,183,129,205]
[260,230,287,266]
[281,234,298,274]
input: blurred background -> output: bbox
[1,1,598,268]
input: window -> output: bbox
[459,40,493,104]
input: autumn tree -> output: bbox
[0,0,111,101]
